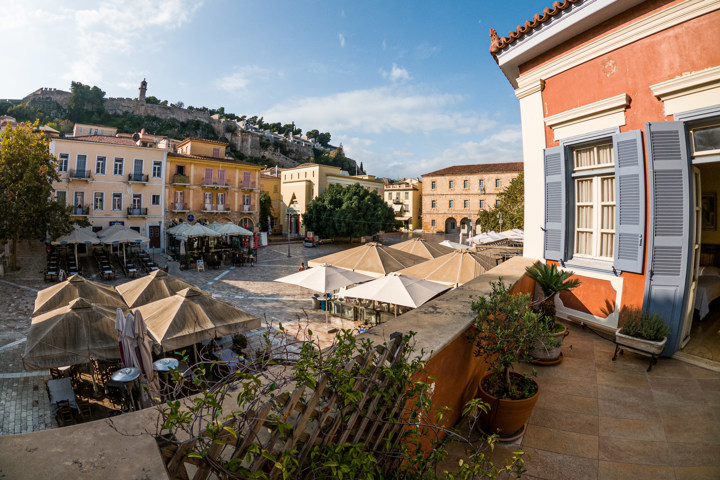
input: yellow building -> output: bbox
[280,163,385,236]
[383,179,422,231]
[259,168,282,234]
[50,135,167,248]
[166,138,262,231]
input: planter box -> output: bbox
[615,329,667,356]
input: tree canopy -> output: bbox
[259,192,272,232]
[68,81,106,122]
[302,184,397,238]
[0,122,72,270]
[478,172,524,232]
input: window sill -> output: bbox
[563,257,618,276]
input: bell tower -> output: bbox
[138,78,147,102]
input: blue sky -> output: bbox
[1,0,552,178]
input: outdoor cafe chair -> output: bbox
[76,399,92,420]
[55,400,76,426]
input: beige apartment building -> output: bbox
[421,162,523,234]
[50,136,167,248]
[383,179,422,231]
[280,163,384,236]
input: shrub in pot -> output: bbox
[614,307,671,370]
[468,281,548,439]
[525,262,581,362]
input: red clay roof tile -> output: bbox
[423,162,523,177]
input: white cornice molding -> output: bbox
[517,0,720,90]
[544,93,630,128]
[515,80,545,99]
[650,65,720,100]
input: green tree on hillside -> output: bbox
[478,172,524,232]
[303,184,397,238]
[68,82,106,122]
[0,122,72,270]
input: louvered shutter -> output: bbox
[613,130,645,273]
[644,121,691,355]
[544,146,566,261]
[243,171,251,188]
[218,169,225,186]
[205,168,213,185]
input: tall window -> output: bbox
[93,192,104,211]
[464,200,469,208]
[495,179,501,188]
[449,200,454,208]
[113,157,124,175]
[387,192,392,200]
[463,179,469,189]
[244,194,251,206]
[58,154,69,172]
[431,220,436,227]
[217,192,226,207]
[496,199,501,207]
[132,194,142,209]
[152,161,162,178]
[404,192,409,199]
[573,142,615,259]
[480,199,485,209]
[96,156,106,175]
[431,181,436,190]
[449,180,454,189]
[431,200,436,208]
[479,179,484,191]
[204,192,213,207]
[151,194,160,206]
[112,193,122,210]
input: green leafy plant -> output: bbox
[619,307,670,341]
[230,334,248,355]
[469,281,546,400]
[525,262,580,329]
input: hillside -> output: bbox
[1,82,365,174]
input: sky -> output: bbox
[0,0,553,179]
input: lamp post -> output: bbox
[287,210,291,257]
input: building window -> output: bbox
[449,180,454,189]
[404,192,409,199]
[463,179,469,189]
[151,194,160,206]
[132,194,142,209]
[573,142,615,259]
[112,193,122,211]
[431,219,436,227]
[93,192,104,211]
[212,147,220,158]
[152,161,162,178]
[464,200,469,208]
[449,200,454,208]
[431,200,436,208]
[176,165,185,175]
[244,194,251,206]
[479,179,484,191]
[58,154,69,173]
[480,199,485,209]
[95,156,106,175]
[495,179,501,188]
[431,181,436,190]
[691,123,720,156]
[113,157,124,176]
[56,190,67,206]
[496,200,501,207]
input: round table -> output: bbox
[110,367,141,410]
[153,358,179,372]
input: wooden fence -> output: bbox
[159,332,413,479]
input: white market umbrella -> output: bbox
[210,222,253,236]
[166,223,191,235]
[338,273,450,310]
[52,225,100,266]
[102,228,149,266]
[97,224,127,238]
[175,223,221,239]
[439,240,472,250]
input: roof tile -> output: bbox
[422,162,523,177]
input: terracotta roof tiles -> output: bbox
[489,0,581,54]
[167,151,260,168]
[61,135,141,146]
[423,162,523,177]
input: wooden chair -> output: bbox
[55,400,75,426]
[76,400,92,421]
[49,368,61,379]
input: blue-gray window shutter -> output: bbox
[613,130,645,273]
[544,146,565,261]
[644,121,691,355]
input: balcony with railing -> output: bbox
[172,174,190,185]
[242,204,256,213]
[126,207,148,216]
[170,202,189,212]
[201,181,230,189]
[68,169,91,181]
[127,173,149,183]
[202,204,230,212]
[70,204,90,216]
[240,181,258,190]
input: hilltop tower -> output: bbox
[138,78,147,102]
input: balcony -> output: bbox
[392,198,403,204]
[127,173,149,183]
[172,174,190,185]
[170,203,189,212]
[70,204,90,216]
[240,181,258,190]
[127,207,148,217]
[68,169,91,181]
[241,204,256,213]
[201,182,230,189]
[202,204,230,212]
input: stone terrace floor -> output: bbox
[440,321,720,480]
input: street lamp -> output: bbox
[287,210,291,257]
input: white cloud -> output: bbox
[264,86,494,136]
[381,64,411,83]
[338,33,346,48]
[214,66,274,97]
[416,43,442,60]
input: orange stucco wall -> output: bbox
[527,7,720,314]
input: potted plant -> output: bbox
[525,262,581,363]
[468,281,548,440]
[614,307,671,371]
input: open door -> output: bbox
[680,167,702,347]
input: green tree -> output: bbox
[303,184,396,238]
[259,192,272,232]
[0,122,72,270]
[145,96,161,105]
[68,81,106,122]
[478,172,524,232]
[306,129,319,140]
[316,131,331,147]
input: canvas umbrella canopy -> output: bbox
[166,223,191,235]
[396,250,497,288]
[308,243,426,278]
[209,222,253,236]
[438,240,473,250]
[338,273,450,309]
[134,287,261,351]
[388,238,455,259]
[33,274,128,317]
[115,269,195,308]
[51,225,101,266]
[23,298,126,370]
[174,223,221,239]
[97,223,127,238]
[101,227,149,265]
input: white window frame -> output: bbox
[93,192,104,211]
[96,156,106,175]
[152,160,162,178]
[463,179,469,189]
[151,194,160,206]
[113,157,124,176]
[495,179,501,188]
[431,181,436,190]
[464,200,469,208]
[449,180,454,189]
[58,153,69,173]
[449,200,454,208]
[112,193,122,211]
[480,199,485,209]
[431,200,436,209]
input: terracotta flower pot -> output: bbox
[531,326,569,363]
[477,372,540,439]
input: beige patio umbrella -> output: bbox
[51,225,101,266]
[338,273,450,309]
[396,250,497,288]
[33,275,128,317]
[23,298,126,370]
[134,287,261,351]
[101,227,150,266]
[388,238,455,259]
[115,269,194,308]
[308,242,426,278]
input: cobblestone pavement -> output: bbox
[0,234,423,435]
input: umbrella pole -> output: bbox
[325,294,329,325]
